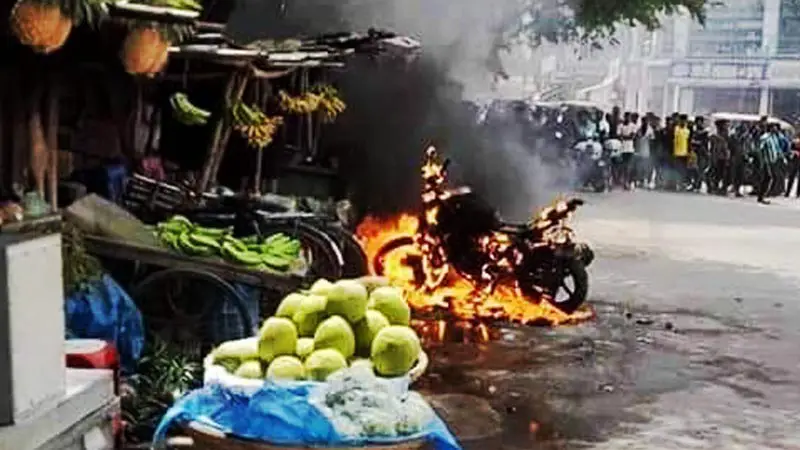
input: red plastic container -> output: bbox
[65,339,122,444]
[65,339,119,387]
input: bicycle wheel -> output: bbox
[326,226,369,278]
[258,221,344,280]
[130,268,256,356]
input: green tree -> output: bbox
[511,0,706,45]
[483,0,707,76]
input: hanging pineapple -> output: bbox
[9,0,73,54]
[120,26,171,77]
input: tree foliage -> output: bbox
[508,0,707,47]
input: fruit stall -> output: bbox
[152,276,461,450]
[0,0,431,446]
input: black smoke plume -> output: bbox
[226,0,570,221]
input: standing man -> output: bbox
[608,106,622,139]
[726,124,746,197]
[604,109,622,187]
[658,115,674,190]
[595,109,610,141]
[756,123,782,204]
[773,128,792,196]
[708,119,731,195]
[618,112,638,189]
[690,116,710,191]
[672,114,692,191]
[785,132,800,197]
[635,114,655,188]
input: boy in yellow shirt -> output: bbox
[673,114,691,190]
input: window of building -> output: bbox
[694,88,760,114]
[779,0,800,54]
[771,89,800,121]
[689,0,764,56]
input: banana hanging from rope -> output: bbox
[278,86,346,122]
[314,85,347,123]
[170,92,211,126]
[231,101,284,150]
[278,91,323,115]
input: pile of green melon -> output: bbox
[210,277,423,382]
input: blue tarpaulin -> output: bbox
[64,274,145,374]
[153,382,461,450]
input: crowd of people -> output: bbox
[572,107,800,204]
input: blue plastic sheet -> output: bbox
[153,382,462,450]
[64,274,145,374]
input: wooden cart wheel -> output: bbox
[131,268,257,355]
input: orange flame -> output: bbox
[355,146,593,332]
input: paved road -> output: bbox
[423,191,800,449]
[576,191,800,449]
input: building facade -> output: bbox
[623,0,800,120]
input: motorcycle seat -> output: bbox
[498,221,528,234]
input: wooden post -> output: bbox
[198,71,250,193]
[208,74,248,186]
[11,75,29,196]
[0,75,5,192]
[197,69,249,193]
[28,82,47,198]
[253,148,264,195]
[45,76,60,210]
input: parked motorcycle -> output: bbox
[372,147,594,314]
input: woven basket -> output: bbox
[185,422,431,450]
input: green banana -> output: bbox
[170,95,200,125]
[264,233,291,246]
[168,215,193,227]
[222,236,248,253]
[171,93,210,126]
[193,226,232,239]
[177,94,211,120]
[157,221,188,235]
[240,235,260,245]
[189,233,221,251]
[239,103,259,126]
[260,253,291,271]
[160,232,179,251]
[154,216,302,270]
[178,232,215,256]
[237,251,263,266]
[221,241,261,266]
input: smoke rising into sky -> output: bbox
[229,0,573,220]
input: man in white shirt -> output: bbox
[617,112,638,189]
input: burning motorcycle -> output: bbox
[370,147,594,314]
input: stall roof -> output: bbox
[163,28,420,73]
[104,1,421,73]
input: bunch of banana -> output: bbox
[154,215,301,273]
[171,92,211,126]
[231,102,284,150]
[148,0,203,11]
[278,90,322,115]
[313,85,347,123]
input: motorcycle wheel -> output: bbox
[372,236,416,276]
[544,258,589,314]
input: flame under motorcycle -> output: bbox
[372,148,594,314]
